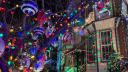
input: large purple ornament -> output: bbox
[32,27,45,40]
[21,0,38,16]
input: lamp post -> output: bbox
[92,23,99,72]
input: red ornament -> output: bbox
[42,48,46,51]
[97,2,104,10]
[51,33,54,36]
[0,7,6,12]
[12,38,16,42]
[37,10,48,26]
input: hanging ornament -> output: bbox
[37,10,48,26]
[34,60,44,72]
[0,38,5,57]
[37,53,44,60]
[17,31,22,37]
[51,37,58,47]
[24,57,30,68]
[29,47,37,55]
[0,21,6,28]
[62,32,73,44]
[45,26,55,38]
[21,0,38,16]
[32,27,45,40]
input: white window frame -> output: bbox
[100,30,113,62]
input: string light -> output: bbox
[11,46,15,49]
[8,60,11,65]
[0,33,3,37]
[31,55,35,59]
[9,56,13,60]
[16,4,19,8]
[10,28,14,32]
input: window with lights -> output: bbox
[100,30,114,61]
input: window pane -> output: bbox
[87,34,96,63]
[101,32,105,44]
[100,30,113,61]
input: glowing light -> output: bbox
[12,38,16,42]
[8,61,11,65]
[10,29,14,32]
[30,67,33,70]
[5,46,9,48]
[16,4,19,7]
[11,46,15,49]
[14,58,18,61]
[11,43,15,46]
[31,55,35,59]
[67,23,70,26]
[0,33,3,37]
[78,7,81,10]
[60,33,63,37]
[74,10,78,14]
[60,24,63,27]
[8,42,11,46]
[48,17,51,19]
[28,42,32,45]
[9,56,13,60]
[26,32,30,35]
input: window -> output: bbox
[100,30,114,61]
[87,34,96,63]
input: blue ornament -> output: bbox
[51,38,58,47]
[32,27,45,40]
[21,1,38,16]
[17,31,22,37]
[0,21,6,28]
[34,60,43,71]
[29,47,37,55]
[37,54,43,60]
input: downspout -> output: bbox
[115,17,121,54]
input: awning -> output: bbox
[95,17,116,30]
